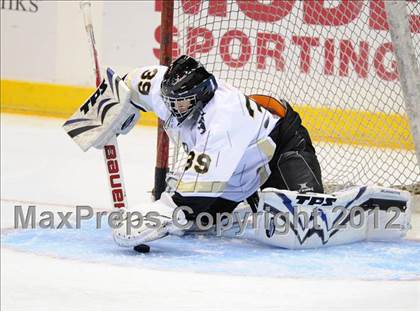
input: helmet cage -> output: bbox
[162,93,197,121]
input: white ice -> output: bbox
[1,114,419,311]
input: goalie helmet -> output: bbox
[161,55,218,123]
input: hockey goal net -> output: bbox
[160,0,420,196]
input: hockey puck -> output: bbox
[134,244,150,253]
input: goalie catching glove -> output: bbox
[63,68,140,151]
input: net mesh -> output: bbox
[167,0,420,194]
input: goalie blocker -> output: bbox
[63,68,139,151]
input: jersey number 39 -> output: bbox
[138,69,158,95]
[185,151,211,174]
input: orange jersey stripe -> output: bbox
[249,94,286,118]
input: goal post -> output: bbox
[157,0,419,199]
[154,0,174,200]
[385,0,420,167]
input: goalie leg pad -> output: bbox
[254,186,411,249]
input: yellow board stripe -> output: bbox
[0,79,414,150]
[296,106,414,150]
[0,79,157,126]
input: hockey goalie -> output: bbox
[63,55,412,250]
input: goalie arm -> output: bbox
[123,65,171,122]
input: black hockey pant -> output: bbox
[262,102,324,194]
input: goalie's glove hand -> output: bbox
[112,193,188,247]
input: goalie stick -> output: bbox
[79,2,150,253]
[79,1,128,210]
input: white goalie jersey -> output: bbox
[125,65,280,202]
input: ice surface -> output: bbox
[2,218,420,281]
[1,114,420,311]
